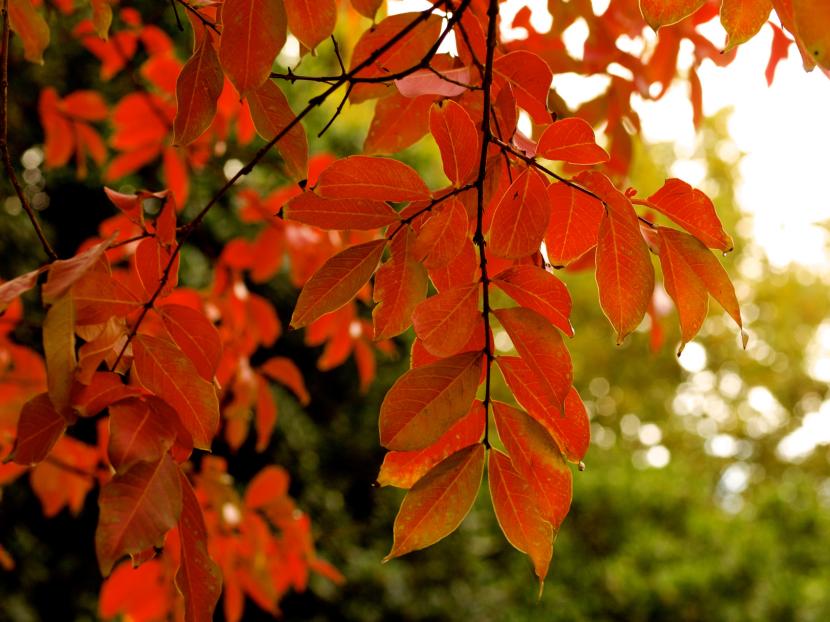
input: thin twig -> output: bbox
[0,0,58,261]
[386,183,476,240]
[318,83,353,138]
[169,0,184,31]
[426,64,481,90]
[175,0,221,35]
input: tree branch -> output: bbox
[0,0,58,262]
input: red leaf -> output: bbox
[132,335,220,450]
[639,0,706,29]
[349,13,443,103]
[766,22,792,85]
[493,51,552,124]
[72,272,142,325]
[134,237,179,299]
[176,471,222,622]
[173,33,223,145]
[0,267,46,312]
[412,284,480,357]
[545,181,603,267]
[498,358,590,463]
[290,239,387,328]
[364,93,434,155]
[373,227,429,339]
[415,198,469,269]
[493,401,572,528]
[428,237,478,292]
[379,351,482,451]
[219,0,286,96]
[283,192,400,230]
[11,393,68,465]
[42,237,113,304]
[283,0,336,50]
[254,373,278,451]
[248,80,308,180]
[30,437,98,517]
[377,401,485,488]
[384,443,485,560]
[96,453,182,576]
[492,265,573,337]
[259,356,310,405]
[71,372,143,418]
[396,66,472,98]
[430,100,479,186]
[315,156,431,202]
[488,168,549,259]
[720,0,773,51]
[487,449,553,588]
[158,303,222,380]
[657,227,743,349]
[494,306,572,407]
[647,178,733,251]
[108,398,175,472]
[8,0,50,63]
[537,117,609,165]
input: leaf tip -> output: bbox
[741,329,749,350]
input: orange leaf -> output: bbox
[99,560,172,622]
[316,155,431,202]
[11,393,68,465]
[792,0,830,69]
[721,0,773,51]
[176,470,222,622]
[290,239,387,328]
[158,303,222,380]
[492,265,573,337]
[364,93,434,154]
[497,358,590,463]
[428,237,478,292]
[283,192,400,230]
[259,357,310,405]
[657,227,743,348]
[173,33,224,145]
[412,284,480,357]
[647,178,733,251]
[43,294,77,414]
[72,272,142,325]
[377,401,485,488]
[247,79,308,180]
[430,100,479,186]
[30,436,98,517]
[545,181,603,267]
[639,0,706,29]
[488,168,549,259]
[219,0,286,96]
[379,351,482,451]
[108,398,175,472]
[492,401,572,528]
[96,453,183,576]
[350,0,383,19]
[254,373,278,451]
[384,443,485,560]
[135,237,179,299]
[494,306,572,407]
[283,0,336,50]
[396,66,472,98]
[71,372,144,417]
[349,13,443,103]
[537,117,609,165]
[0,266,46,312]
[493,51,552,123]
[42,237,113,304]
[8,0,50,63]
[132,335,220,450]
[487,449,553,588]
[414,198,469,269]
[373,227,429,339]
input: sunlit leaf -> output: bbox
[537,117,609,165]
[488,168,549,259]
[316,156,431,202]
[373,227,429,339]
[412,284,480,357]
[492,265,573,337]
[647,178,733,251]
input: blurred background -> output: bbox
[2,1,830,621]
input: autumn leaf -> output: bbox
[639,0,706,29]
[488,449,553,588]
[72,272,142,325]
[792,0,830,69]
[385,443,485,560]
[493,51,553,123]
[414,198,469,269]
[248,80,309,180]
[488,168,549,259]
[412,283,480,357]
[11,393,69,465]
[96,453,183,576]
[537,117,609,165]
[259,357,311,405]
[0,267,46,313]
[173,32,223,145]
[647,178,733,251]
[492,265,573,337]
[396,67,472,98]
[430,100,479,186]
[43,294,77,414]
[379,351,482,451]
[158,303,222,380]
[283,0,336,51]
[108,398,175,472]
[350,0,383,19]
[283,192,400,230]
[315,155,431,202]
[720,0,773,51]
[71,372,144,418]
[219,0,286,96]
[8,0,50,63]
[42,237,113,304]
[545,180,604,267]
[373,227,429,339]
[364,93,434,154]
[290,239,387,328]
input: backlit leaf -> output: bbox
[492,265,573,337]
[248,79,308,180]
[493,401,572,527]
[721,0,773,51]
[364,93,434,154]
[647,178,733,251]
[430,100,479,186]
[493,51,552,123]
[373,227,429,339]
[158,304,222,380]
[792,0,830,69]
[396,66,472,98]
[12,393,68,465]
[385,443,485,560]
[42,238,113,304]
[379,351,482,451]
[0,267,46,312]
[259,357,311,405]
[316,156,431,202]
[96,454,182,576]
[488,168,549,259]
[412,284,480,357]
[284,0,336,50]
[290,239,387,328]
[350,0,383,19]
[219,0,286,96]
[415,198,469,269]
[132,335,220,450]
[377,401,484,488]
[639,0,706,29]
[71,372,144,418]
[8,0,50,63]
[488,449,553,588]
[283,192,400,230]
[545,180,604,267]
[537,117,609,165]
[72,272,142,325]
[173,33,223,146]
[108,398,175,472]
